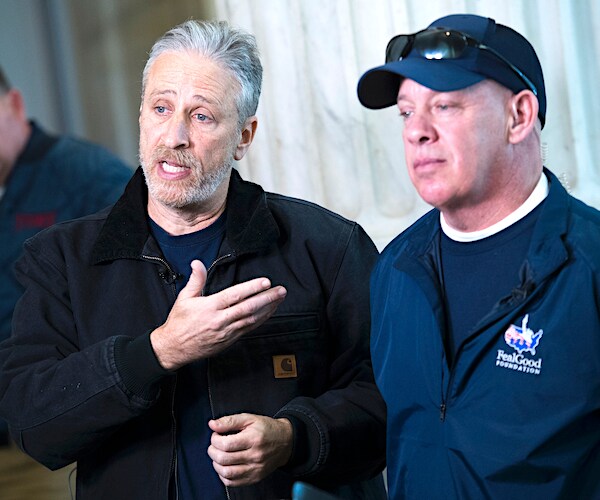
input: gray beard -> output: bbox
[140,147,233,209]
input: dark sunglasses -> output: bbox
[385,28,538,96]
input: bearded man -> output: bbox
[0,19,385,500]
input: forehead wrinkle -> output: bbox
[144,53,239,117]
[148,88,221,106]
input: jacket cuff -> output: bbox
[281,414,309,470]
[113,334,171,400]
[276,410,321,476]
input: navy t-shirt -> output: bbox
[440,202,543,365]
[150,214,227,499]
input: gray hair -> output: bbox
[142,19,262,128]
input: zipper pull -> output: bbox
[440,403,447,421]
[158,270,181,284]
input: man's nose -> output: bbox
[404,113,437,145]
[163,113,190,149]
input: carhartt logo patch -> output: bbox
[272,355,297,378]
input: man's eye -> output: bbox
[155,106,166,114]
[194,113,208,122]
[399,110,413,119]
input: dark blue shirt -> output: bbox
[150,213,227,499]
[440,203,543,365]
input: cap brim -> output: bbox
[357,58,486,109]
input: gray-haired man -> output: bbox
[0,20,386,499]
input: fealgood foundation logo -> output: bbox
[496,314,544,375]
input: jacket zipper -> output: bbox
[432,234,451,424]
[141,254,180,285]
[143,252,236,498]
[440,348,453,422]
[171,376,179,500]
[142,254,180,497]
[440,353,458,423]
[204,253,234,499]
[202,253,233,295]
[206,358,231,500]
[440,351,447,422]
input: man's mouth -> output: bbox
[161,161,187,173]
[413,158,443,169]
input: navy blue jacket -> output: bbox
[371,169,600,499]
[0,168,386,499]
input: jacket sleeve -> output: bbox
[0,236,166,470]
[275,223,386,485]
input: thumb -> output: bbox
[209,413,251,434]
[178,259,207,300]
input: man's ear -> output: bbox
[234,116,258,161]
[507,90,539,144]
[7,89,27,120]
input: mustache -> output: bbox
[149,146,201,170]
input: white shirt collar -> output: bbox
[441,173,549,242]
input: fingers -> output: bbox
[216,277,282,309]
[209,444,250,466]
[208,424,258,487]
[208,415,255,486]
[209,414,252,452]
[209,413,248,434]
[177,260,207,300]
[212,462,253,487]
[153,274,287,370]
[218,284,287,334]
[207,414,294,487]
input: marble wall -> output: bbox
[214,0,600,248]
[2,0,599,249]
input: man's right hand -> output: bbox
[150,259,287,370]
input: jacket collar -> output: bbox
[390,168,571,335]
[526,168,570,282]
[91,167,279,264]
[395,167,570,286]
[18,121,59,164]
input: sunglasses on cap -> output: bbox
[385,28,538,96]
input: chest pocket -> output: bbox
[208,313,325,417]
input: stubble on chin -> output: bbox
[140,146,232,209]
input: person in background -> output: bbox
[357,13,600,499]
[0,65,132,498]
[0,20,386,499]
[0,66,133,357]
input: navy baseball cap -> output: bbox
[357,14,546,127]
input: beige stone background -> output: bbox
[0,0,598,498]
